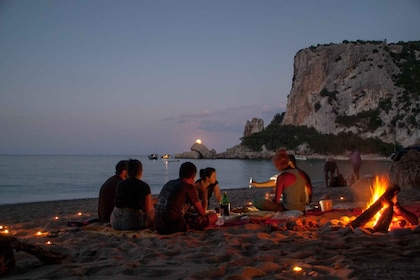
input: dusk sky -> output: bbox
[1,0,419,155]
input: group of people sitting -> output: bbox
[97,148,313,235]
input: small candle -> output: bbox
[293,266,303,272]
[54,216,59,220]
[46,241,52,245]
[78,212,82,216]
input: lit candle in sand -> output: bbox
[46,241,52,245]
[36,231,48,237]
[54,216,59,220]
[293,266,303,272]
[78,212,82,216]
[340,196,345,200]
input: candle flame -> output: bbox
[293,266,303,272]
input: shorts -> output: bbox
[110,207,145,230]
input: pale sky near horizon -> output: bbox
[1,0,419,155]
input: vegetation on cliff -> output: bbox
[241,113,398,156]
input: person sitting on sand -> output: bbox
[324,157,339,187]
[250,154,312,205]
[252,149,308,212]
[154,162,218,235]
[110,159,155,230]
[195,167,222,210]
[97,160,128,222]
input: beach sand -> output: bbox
[1,182,420,279]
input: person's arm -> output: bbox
[193,200,207,216]
[250,180,276,188]
[144,193,153,212]
[213,184,222,203]
[274,177,284,203]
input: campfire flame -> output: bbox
[365,175,393,229]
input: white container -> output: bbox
[319,200,333,212]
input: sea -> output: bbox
[0,155,393,206]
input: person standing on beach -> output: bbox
[324,157,339,187]
[349,146,362,181]
[154,162,218,235]
[110,159,155,230]
[98,160,128,222]
[195,167,222,210]
[253,149,307,212]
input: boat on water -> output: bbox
[161,154,171,159]
[161,154,180,162]
[148,154,158,160]
[295,155,308,161]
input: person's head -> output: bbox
[115,160,128,179]
[127,159,143,179]
[203,167,217,184]
[179,162,197,181]
[288,155,297,168]
[272,149,291,171]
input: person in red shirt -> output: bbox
[253,149,308,212]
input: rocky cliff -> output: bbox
[282,41,419,147]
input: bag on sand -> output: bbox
[329,174,347,187]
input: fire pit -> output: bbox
[350,175,418,233]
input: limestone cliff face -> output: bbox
[282,42,419,147]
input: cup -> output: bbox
[319,200,333,212]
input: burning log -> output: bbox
[394,202,419,225]
[373,202,394,232]
[350,184,400,229]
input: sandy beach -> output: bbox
[1,181,420,279]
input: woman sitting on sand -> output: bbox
[253,149,307,212]
[194,167,222,210]
[110,159,155,230]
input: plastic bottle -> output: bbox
[220,191,230,216]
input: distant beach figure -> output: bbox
[97,160,128,222]
[110,159,155,230]
[349,146,362,181]
[250,154,312,205]
[195,167,222,210]
[154,162,218,235]
[252,149,308,212]
[324,158,340,187]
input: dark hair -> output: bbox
[127,159,142,178]
[115,160,128,175]
[202,167,216,179]
[199,168,205,178]
[179,162,197,179]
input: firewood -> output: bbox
[0,235,67,275]
[394,202,419,225]
[350,184,400,229]
[373,202,394,232]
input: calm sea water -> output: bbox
[0,155,393,205]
